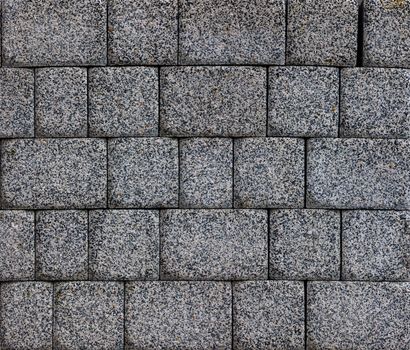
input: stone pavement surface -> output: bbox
[0,0,409,349]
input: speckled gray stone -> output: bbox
[0,282,53,350]
[268,66,339,137]
[160,210,267,280]
[160,66,266,136]
[108,138,178,208]
[342,210,410,281]
[180,138,233,208]
[0,68,34,137]
[2,0,106,66]
[307,282,410,349]
[89,67,158,137]
[36,68,87,137]
[89,210,159,280]
[307,138,409,209]
[340,68,410,138]
[125,281,231,349]
[54,282,124,350]
[36,210,88,280]
[1,139,107,209]
[179,0,285,64]
[287,0,358,66]
[270,209,340,280]
[233,281,304,350]
[234,138,305,208]
[108,0,177,65]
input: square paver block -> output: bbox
[36,210,88,280]
[2,0,106,66]
[125,281,231,349]
[108,0,177,65]
[342,210,410,281]
[234,138,305,208]
[108,138,178,208]
[307,282,410,349]
[160,67,266,136]
[268,66,339,137]
[54,282,124,350]
[179,0,285,64]
[270,209,340,280]
[0,282,53,350]
[233,281,305,350]
[0,68,34,137]
[36,68,87,137]
[340,68,410,138]
[1,139,107,209]
[160,210,268,280]
[89,210,159,280]
[307,138,409,209]
[180,138,233,208]
[287,0,358,66]
[0,211,34,281]
[89,67,158,137]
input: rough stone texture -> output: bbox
[54,282,124,350]
[36,68,88,137]
[0,210,34,281]
[36,210,88,280]
[125,281,231,349]
[307,138,410,209]
[89,210,159,280]
[233,281,305,350]
[234,138,305,208]
[1,139,107,209]
[270,209,340,280]
[2,0,107,66]
[160,210,267,280]
[340,68,410,138]
[0,282,53,350]
[89,67,158,137]
[287,0,358,66]
[180,138,233,208]
[342,210,410,281]
[179,0,285,64]
[268,66,339,137]
[307,282,410,349]
[160,66,266,137]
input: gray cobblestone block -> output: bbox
[36,210,88,280]
[307,138,409,209]
[270,209,340,280]
[307,282,410,349]
[287,0,358,66]
[342,210,410,281]
[89,210,159,280]
[54,282,124,350]
[160,210,267,280]
[268,66,339,137]
[180,138,233,208]
[234,138,305,208]
[0,211,34,281]
[108,138,178,208]
[0,282,53,350]
[340,68,410,138]
[2,0,107,66]
[179,0,285,64]
[125,281,231,349]
[1,139,107,209]
[89,67,158,137]
[36,68,87,137]
[233,281,304,350]
[160,67,266,136]
[0,68,34,137]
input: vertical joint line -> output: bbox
[304,280,307,350]
[106,138,109,208]
[356,0,364,67]
[52,283,55,349]
[87,209,90,280]
[340,210,343,280]
[86,68,90,138]
[266,67,269,136]
[231,139,235,208]
[231,282,234,349]
[106,0,109,65]
[177,0,181,65]
[34,210,37,279]
[158,67,161,136]
[267,209,270,279]
[33,69,37,138]
[158,210,162,280]
[123,282,126,349]
[337,69,341,138]
[177,139,181,208]
[284,0,289,65]
[303,138,308,208]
